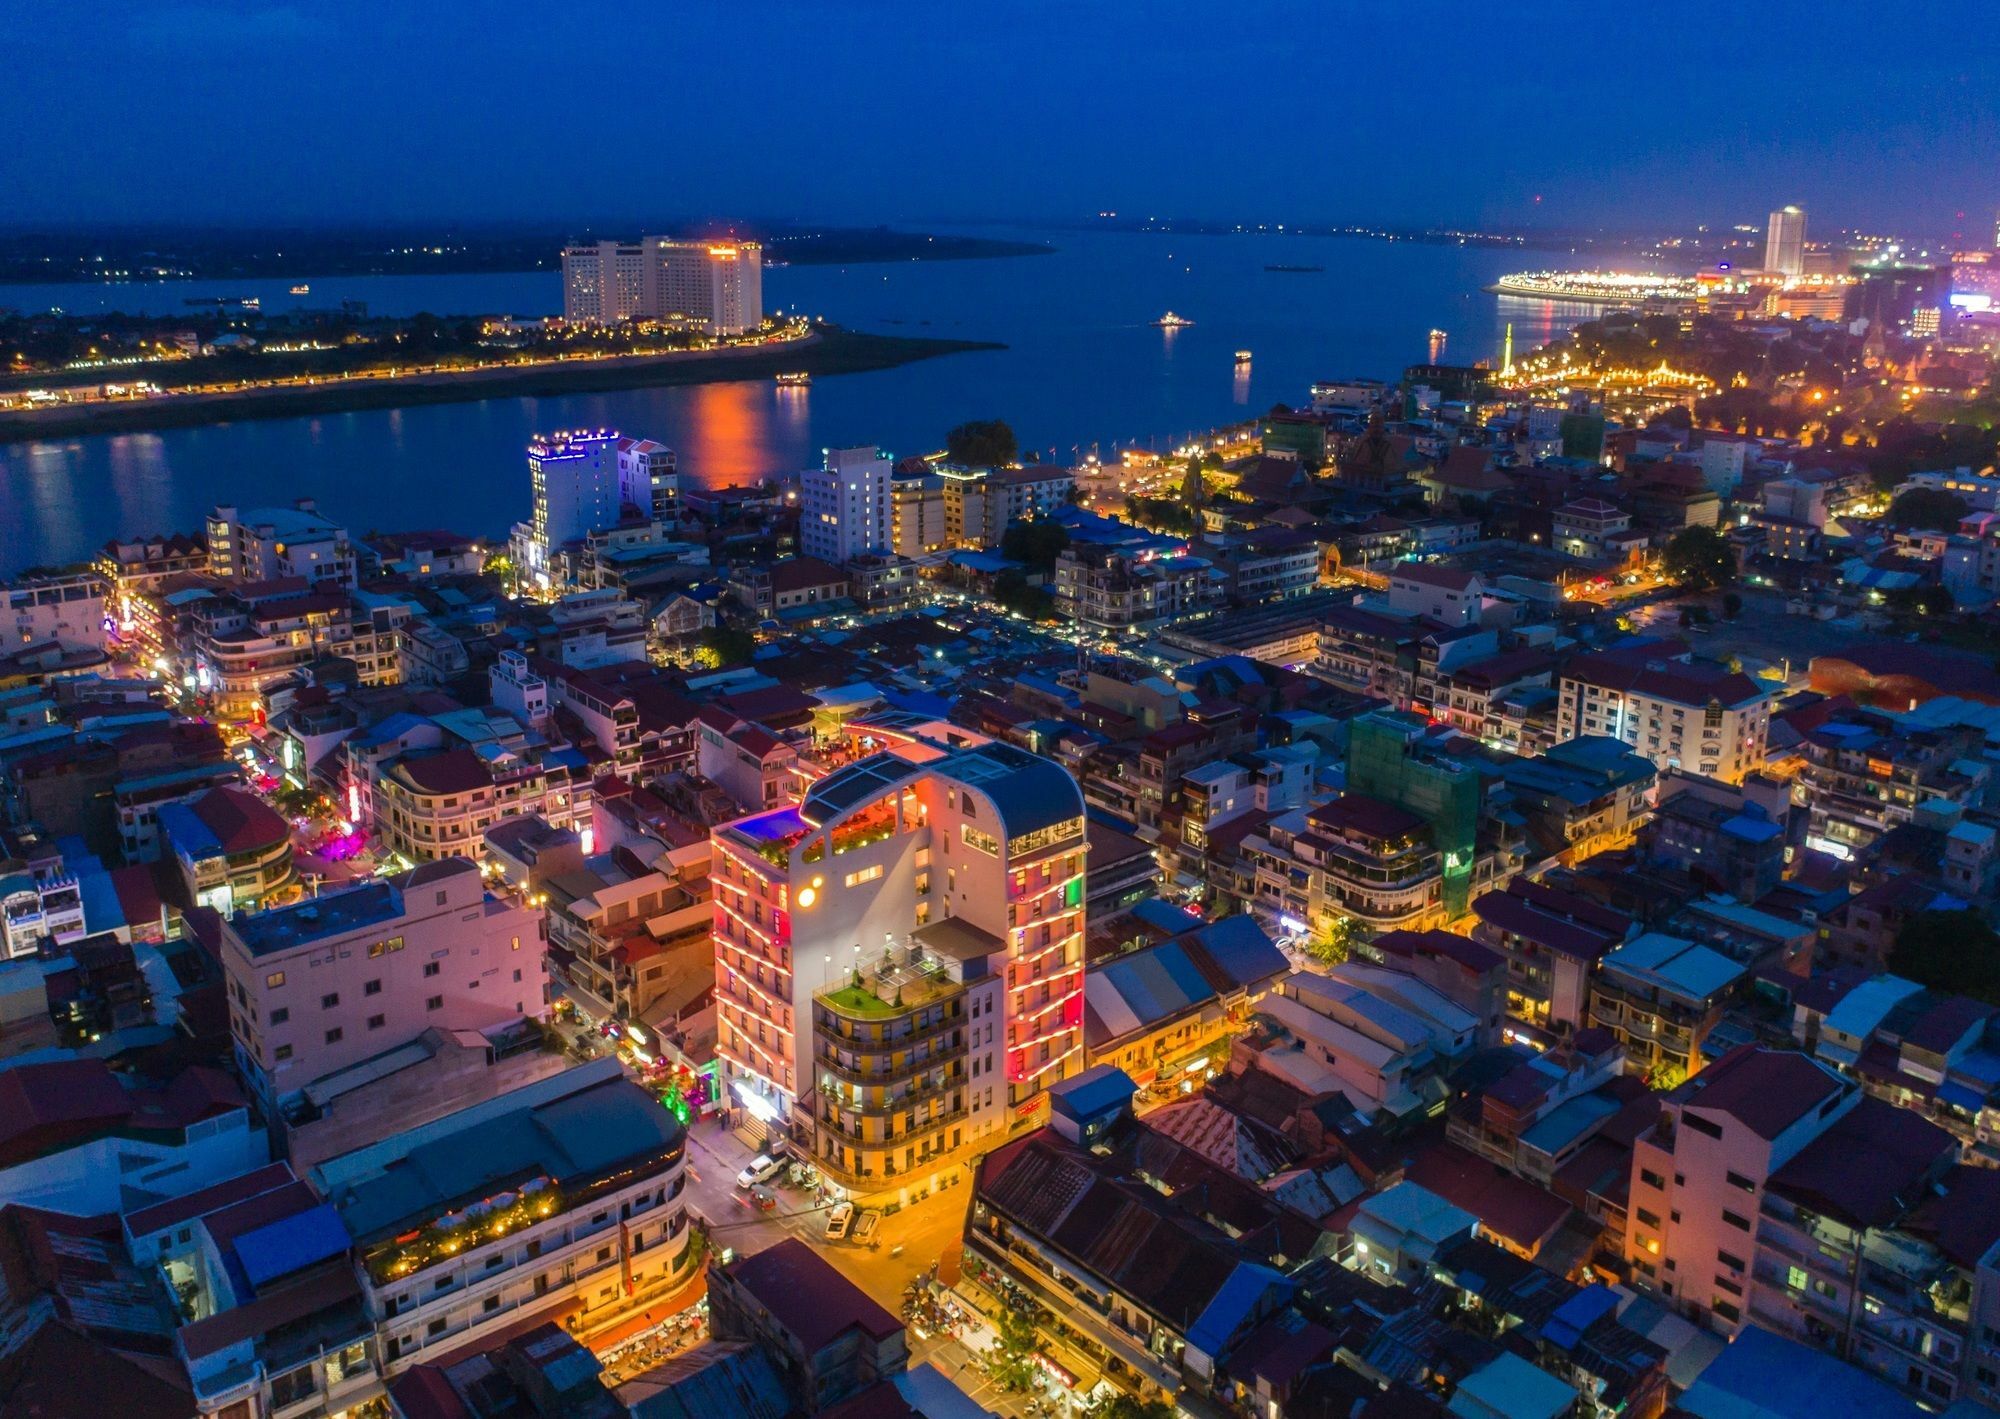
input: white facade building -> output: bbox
[801,446,895,565]
[561,237,763,335]
[206,501,356,589]
[616,436,679,523]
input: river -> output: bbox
[0,226,1605,573]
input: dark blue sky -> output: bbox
[11,1,1997,236]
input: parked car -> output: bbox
[736,1153,786,1189]
[824,1202,856,1241]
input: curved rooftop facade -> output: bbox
[801,740,1084,842]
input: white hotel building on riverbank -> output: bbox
[561,237,763,334]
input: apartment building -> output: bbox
[940,465,1075,549]
[705,1239,910,1413]
[159,1164,380,1419]
[186,582,355,722]
[802,445,895,565]
[2,571,109,656]
[891,468,949,558]
[313,1059,693,1372]
[348,709,596,863]
[710,721,1087,1174]
[220,857,546,1113]
[1054,544,1210,631]
[1471,878,1633,1036]
[156,784,298,916]
[809,921,995,1203]
[1625,1047,1855,1337]
[206,501,357,589]
[1798,706,1992,856]
[1588,933,1748,1080]
[1558,647,1772,784]
[96,532,207,631]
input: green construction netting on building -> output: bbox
[1346,710,1481,920]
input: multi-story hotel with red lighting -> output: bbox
[710,715,1087,1202]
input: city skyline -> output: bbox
[7,1,1998,235]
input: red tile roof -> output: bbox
[1564,650,1766,709]
[1682,1045,1845,1141]
[1405,1143,1571,1253]
[124,1163,298,1239]
[766,557,849,595]
[719,1237,901,1353]
[0,1062,132,1168]
[191,786,290,855]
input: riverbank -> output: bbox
[0,326,1000,443]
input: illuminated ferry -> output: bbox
[775,371,811,387]
[1155,311,1193,327]
[1490,270,1699,304]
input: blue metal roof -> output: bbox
[1047,1064,1137,1122]
[233,1202,352,1292]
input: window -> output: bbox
[427,1318,447,1337]
[1713,1299,1741,1323]
[1722,1210,1751,1232]
[275,1045,293,1061]
[1717,1249,1746,1272]
[483,1296,500,1314]
[426,995,443,1011]
[1787,1265,1808,1291]
[1725,1169,1757,1193]
[321,992,339,1009]
[269,1007,289,1025]
[1640,1168,1665,1190]
[1684,1113,1723,1140]
[423,962,441,978]
[368,936,405,957]
[844,865,884,888]
[1636,1208,1661,1229]
[368,1014,386,1030]
[364,979,382,996]
[265,971,286,988]
[325,1028,344,1045]
[1715,1275,1743,1298]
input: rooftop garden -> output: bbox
[364,1176,561,1285]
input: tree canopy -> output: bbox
[991,568,1055,621]
[999,519,1070,570]
[1660,525,1736,592]
[1888,487,1972,531]
[945,419,1018,468]
[1889,910,2000,1005]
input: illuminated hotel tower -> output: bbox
[710,718,1087,1200]
[1764,205,1807,280]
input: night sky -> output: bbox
[9,0,1997,236]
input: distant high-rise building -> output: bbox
[1764,204,1806,279]
[560,240,647,323]
[800,445,893,565]
[648,239,764,335]
[561,236,764,334]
